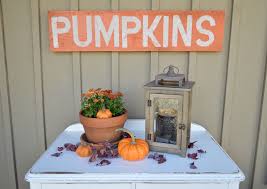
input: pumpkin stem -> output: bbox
[116,128,136,144]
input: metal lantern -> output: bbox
[144,65,194,157]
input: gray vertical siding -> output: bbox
[0,1,266,189]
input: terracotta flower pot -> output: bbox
[79,112,128,143]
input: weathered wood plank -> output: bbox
[0,1,17,188]
[222,1,267,189]
[252,57,267,189]
[79,0,112,91]
[150,0,159,81]
[40,0,76,145]
[111,0,119,92]
[119,0,151,118]
[190,0,232,142]
[70,1,82,122]
[188,0,199,82]
[158,0,190,77]
[1,0,46,189]
[30,0,46,149]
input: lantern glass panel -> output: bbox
[152,96,182,145]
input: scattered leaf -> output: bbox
[147,152,167,164]
[157,156,167,164]
[57,147,64,151]
[98,148,107,158]
[187,153,198,160]
[190,162,197,169]
[64,143,72,148]
[188,141,197,149]
[148,154,155,159]
[89,142,118,164]
[197,149,206,154]
[89,152,98,162]
[51,152,62,157]
[65,144,77,152]
[96,159,111,166]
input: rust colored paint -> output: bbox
[48,10,225,51]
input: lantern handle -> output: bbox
[163,65,179,75]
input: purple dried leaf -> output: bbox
[51,152,62,157]
[90,145,97,151]
[70,145,77,151]
[96,159,111,166]
[89,153,98,162]
[157,157,167,164]
[111,149,119,158]
[153,153,160,159]
[98,148,108,158]
[187,153,198,160]
[57,147,64,151]
[147,153,167,164]
[64,143,72,148]
[190,162,197,169]
[197,149,206,154]
[103,142,113,149]
[65,144,77,152]
[158,154,164,159]
[188,141,197,149]
[148,154,154,159]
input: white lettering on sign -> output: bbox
[51,16,71,48]
[48,11,225,51]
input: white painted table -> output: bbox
[25,119,245,189]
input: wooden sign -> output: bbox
[48,10,225,52]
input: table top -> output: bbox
[25,119,245,183]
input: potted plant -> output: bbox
[79,88,127,143]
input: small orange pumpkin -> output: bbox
[116,128,149,161]
[76,145,92,157]
[96,109,113,119]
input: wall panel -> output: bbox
[222,1,267,189]
[118,0,151,118]
[253,56,267,189]
[1,0,46,189]
[0,1,16,188]
[190,0,232,141]
[0,1,267,189]
[79,0,112,92]
[40,0,76,145]
[158,0,190,79]
[119,52,150,118]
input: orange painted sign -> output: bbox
[48,10,225,52]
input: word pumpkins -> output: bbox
[117,128,149,161]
